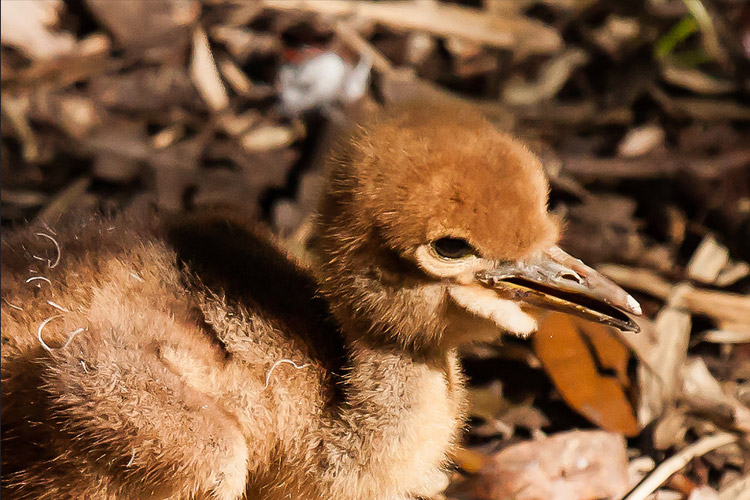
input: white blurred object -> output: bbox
[278,49,371,117]
[0,0,76,59]
[689,486,720,500]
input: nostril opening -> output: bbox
[561,272,582,284]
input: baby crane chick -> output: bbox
[1,103,640,500]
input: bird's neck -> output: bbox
[321,335,464,496]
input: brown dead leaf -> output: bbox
[638,299,691,427]
[86,0,199,49]
[88,67,198,112]
[682,358,750,432]
[450,447,487,475]
[533,312,640,437]
[0,0,76,60]
[465,430,629,500]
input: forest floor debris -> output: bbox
[2,1,748,498]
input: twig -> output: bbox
[598,265,750,326]
[560,148,750,180]
[262,0,561,54]
[621,432,738,500]
[35,177,90,227]
[333,22,396,77]
[681,0,725,64]
[0,96,38,162]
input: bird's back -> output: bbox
[1,212,345,499]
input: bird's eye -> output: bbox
[432,237,477,260]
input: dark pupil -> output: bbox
[433,237,474,259]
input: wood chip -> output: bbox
[618,124,666,157]
[715,261,750,288]
[660,59,736,95]
[218,56,253,96]
[190,26,229,112]
[35,177,91,225]
[687,235,730,285]
[700,329,750,344]
[241,125,295,152]
[561,149,750,180]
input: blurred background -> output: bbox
[1,1,749,499]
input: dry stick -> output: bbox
[598,265,750,327]
[1,97,39,162]
[262,0,561,54]
[621,432,738,500]
[35,177,90,226]
[333,22,396,77]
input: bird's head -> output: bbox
[314,102,640,352]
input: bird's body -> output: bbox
[2,213,461,500]
[1,102,639,499]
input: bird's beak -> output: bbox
[475,246,641,333]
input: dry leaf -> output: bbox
[86,0,199,49]
[682,358,750,432]
[533,312,640,436]
[718,474,750,500]
[0,0,76,60]
[465,430,629,500]
[639,300,692,426]
[450,447,487,474]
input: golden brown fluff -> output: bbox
[2,101,566,500]
[327,102,559,260]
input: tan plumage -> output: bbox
[1,102,637,499]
